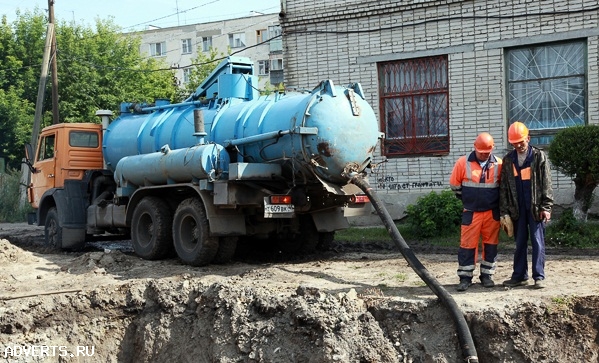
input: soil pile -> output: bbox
[1,224,598,362]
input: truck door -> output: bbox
[30,133,57,208]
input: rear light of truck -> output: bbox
[350,195,369,204]
[269,195,292,204]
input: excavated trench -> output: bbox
[1,226,599,362]
[1,278,599,363]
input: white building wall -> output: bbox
[280,0,599,224]
[135,13,281,91]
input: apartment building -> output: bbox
[137,12,284,91]
[280,0,599,223]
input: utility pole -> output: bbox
[19,23,55,208]
[48,0,60,124]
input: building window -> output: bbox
[268,25,282,38]
[268,25,282,52]
[378,55,449,156]
[258,60,269,75]
[202,36,212,52]
[228,32,246,48]
[181,39,192,54]
[270,58,283,71]
[507,40,586,145]
[183,68,192,84]
[256,29,267,43]
[150,42,166,56]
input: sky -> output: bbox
[0,0,281,31]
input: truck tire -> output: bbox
[317,231,336,251]
[213,236,238,264]
[277,215,319,254]
[131,197,173,260]
[172,198,218,266]
[44,207,62,249]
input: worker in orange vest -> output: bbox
[450,133,503,291]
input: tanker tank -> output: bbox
[104,80,380,188]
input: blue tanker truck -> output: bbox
[24,56,382,266]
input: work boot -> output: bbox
[533,279,546,289]
[456,279,472,292]
[480,275,495,288]
[502,278,529,287]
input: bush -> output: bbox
[0,169,31,222]
[405,190,462,238]
[546,208,599,248]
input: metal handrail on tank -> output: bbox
[186,56,255,102]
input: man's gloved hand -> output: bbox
[500,215,514,237]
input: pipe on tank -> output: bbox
[114,143,230,194]
[194,109,207,144]
[95,110,113,170]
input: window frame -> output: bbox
[506,39,587,146]
[202,36,212,52]
[270,58,284,71]
[181,38,192,54]
[377,55,450,157]
[258,60,270,76]
[183,68,192,84]
[256,29,268,44]
[150,41,166,57]
[228,32,246,48]
[69,131,99,148]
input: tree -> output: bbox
[175,47,222,102]
[548,125,599,221]
[0,10,179,169]
[55,19,177,122]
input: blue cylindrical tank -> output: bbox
[103,80,380,185]
[114,143,230,188]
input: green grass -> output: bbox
[336,218,599,250]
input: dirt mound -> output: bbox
[1,224,599,362]
[0,239,38,264]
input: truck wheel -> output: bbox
[131,197,173,260]
[213,236,238,264]
[44,207,62,249]
[277,216,319,254]
[172,198,218,266]
[317,231,336,251]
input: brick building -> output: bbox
[279,0,599,223]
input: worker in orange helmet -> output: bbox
[500,122,553,289]
[450,132,502,291]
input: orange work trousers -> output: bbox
[457,209,500,279]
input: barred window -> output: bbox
[378,55,449,156]
[507,40,586,145]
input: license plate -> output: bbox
[264,200,294,218]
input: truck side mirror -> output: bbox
[24,143,37,173]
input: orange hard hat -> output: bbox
[474,132,494,153]
[508,122,529,144]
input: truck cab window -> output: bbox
[37,135,55,161]
[70,131,99,148]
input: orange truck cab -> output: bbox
[25,123,105,248]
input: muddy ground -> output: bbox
[0,223,598,363]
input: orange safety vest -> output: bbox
[450,152,502,212]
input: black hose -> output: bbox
[349,174,479,363]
